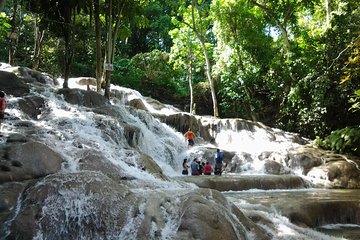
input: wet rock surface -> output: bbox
[178,175,312,191]
[0,140,63,183]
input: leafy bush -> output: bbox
[111,57,143,89]
[130,50,186,99]
[316,126,360,156]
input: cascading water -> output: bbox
[1,71,359,240]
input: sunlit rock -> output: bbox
[69,77,97,90]
[289,146,360,188]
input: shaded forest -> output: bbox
[0,0,359,155]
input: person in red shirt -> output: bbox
[0,91,7,119]
[184,128,195,146]
[203,161,212,175]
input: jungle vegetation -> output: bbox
[0,0,359,155]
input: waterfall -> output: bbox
[1,71,359,240]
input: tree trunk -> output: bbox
[200,40,219,118]
[188,57,194,114]
[325,0,332,26]
[103,0,125,99]
[32,15,44,70]
[8,0,18,66]
[0,0,6,10]
[94,0,103,93]
[190,1,219,118]
[63,36,72,89]
[103,0,113,99]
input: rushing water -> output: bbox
[1,74,359,239]
[224,189,360,240]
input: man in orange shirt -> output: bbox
[184,128,195,146]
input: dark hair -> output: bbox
[0,91,5,98]
[183,158,187,164]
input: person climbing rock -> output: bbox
[184,128,195,146]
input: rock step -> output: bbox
[178,174,312,191]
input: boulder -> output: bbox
[17,95,45,119]
[282,201,360,228]
[289,146,360,188]
[4,171,270,240]
[128,98,147,111]
[0,182,27,228]
[179,175,311,191]
[0,70,29,97]
[57,88,109,108]
[175,188,269,240]
[7,172,136,240]
[78,150,135,182]
[0,141,63,183]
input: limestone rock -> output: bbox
[0,70,29,97]
[0,182,27,228]
[57,88,109,108]
[78,150,135,182]
[180,175,311,191]
[7,172,136,240]
[175,188,269,240]
[17,95,45,119]
[0,141,63,183]
[128,98,147,111]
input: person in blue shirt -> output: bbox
[190,158,200,175]
[214,149,224,175]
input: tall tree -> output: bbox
[32,14,44,70]
[93,0,102,93]
[24,0,88,88]
[102,0,146,98]
[175,0,219,117]
[212,0,272,120]
[8,0,19,65]
[169,25,202,114]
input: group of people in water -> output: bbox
[183,128,225,176]
[182,149,224,176]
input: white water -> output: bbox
[1,76,355,239]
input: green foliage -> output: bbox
[111,57,143,89]
[129,50,186,99]
[0,11,11,63]
[316,127,360,156]
[341,35,360,112]
[349,89,360,112]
